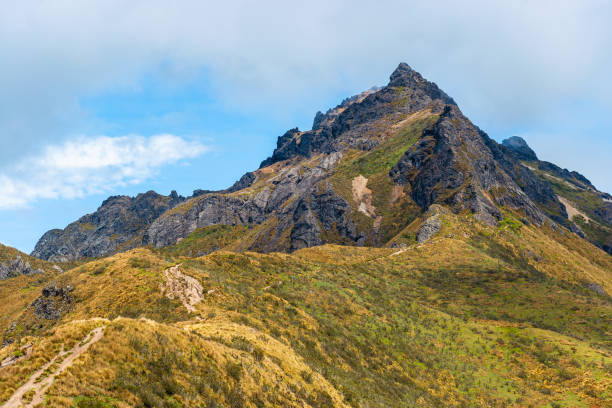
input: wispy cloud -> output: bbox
[0,134,208,209]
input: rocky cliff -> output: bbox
[32,191,185,261]
[32,63,611,259]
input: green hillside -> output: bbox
[1,211,610,407]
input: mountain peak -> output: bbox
[388,62,456,106]
[388,62,417,85]
[502,136,538,161]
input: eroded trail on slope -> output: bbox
[2,326,104,408]
[161,264,203,312]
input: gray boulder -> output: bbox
[0,256,44,280]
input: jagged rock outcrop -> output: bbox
[0,256,44,280]
[31,284,74,320]
[417,215,442,243]
[499,136,612,253]
[537,161,596,191]
[144,152,360,251]
[390,106,551,225]
[501,136,538,161]
[33,63,611,258]
[260,63,455,168]
[32,191,185,261]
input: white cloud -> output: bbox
[0,1,610,190]
[1,2,611,146]
[0,134,208,209]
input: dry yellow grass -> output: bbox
[0,210,610,407]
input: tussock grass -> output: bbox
[1,212,610,407]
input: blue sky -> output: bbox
[1,1,611,253]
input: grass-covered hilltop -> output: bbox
[1,64,611,407]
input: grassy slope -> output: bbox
[0,244,61,336]
[0,211,610,408]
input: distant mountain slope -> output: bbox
[501,136,612,253]
[31,63,611,259]
[31,191,185,261]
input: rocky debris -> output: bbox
[501,136,538,161]
[416,205,447,243]
[31,284,74,320]
[161,264,204,312]
[0,256,44,280]
[417,215,441,243]
[352,175,376,217]
[585,282,607,296]
[558,196,591,224]
[32,190,185,261]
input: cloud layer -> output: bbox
[1,2,611,148]
[0,134,208,209]
[0,1,610,193]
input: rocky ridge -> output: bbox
[31,190,185,261]
[32,63,612,259]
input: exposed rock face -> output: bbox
[31,284,73,320]
[390,106,551,225]
[0,256,44,280]
[32,191,185,261]
[417,215,442,243]
[585,282,608,297]
[260,63,455,168]
[502,137,612,254]
[486,135,566,223]
[502,136,538,161]
[33,62,610,258]
[145,152,360,251]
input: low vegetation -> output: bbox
[0,211,610,407]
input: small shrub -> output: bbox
[226,362,242,382]
[74,396,117,408]
[252,347,264,362]
[300,370,313,383]
[91,264,106,276]
[129,257,152,269]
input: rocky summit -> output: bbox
[31,63,612,258]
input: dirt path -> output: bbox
[2,326,104,408]
[0,344,32,369]
[161,264,203,312]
